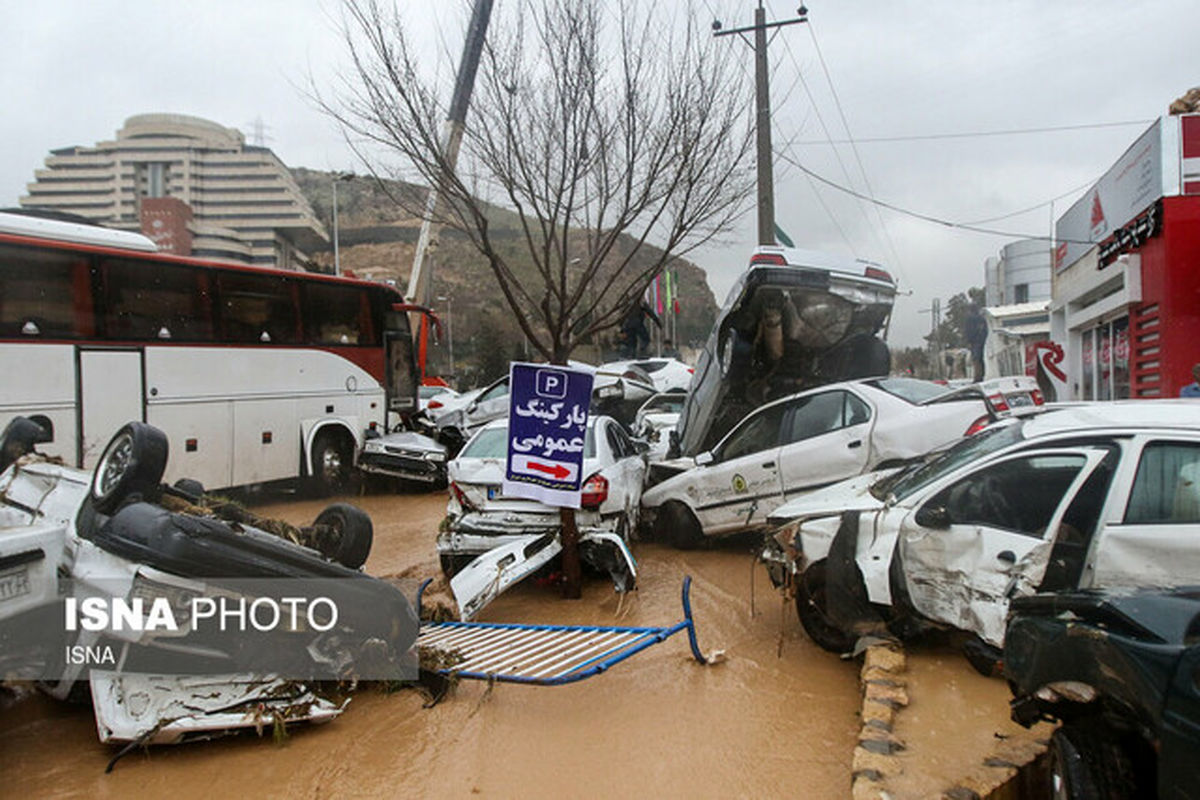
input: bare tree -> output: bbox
[319,0,755,596]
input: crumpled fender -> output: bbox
[824,511,888,639]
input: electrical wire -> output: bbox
[775,149,1098,245]
[804,17,904,275]
[792,119,1155,146]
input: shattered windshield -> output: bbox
[871,419,1025,502]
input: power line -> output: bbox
[804,18,904,275]
[767,6,887,260]
[959,178,1097,225]
[775,149,1098,245]
[792,119,1155,146]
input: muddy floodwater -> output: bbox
[0,489,1022,798]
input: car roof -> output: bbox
[1020,400,1200,438]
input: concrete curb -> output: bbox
[851,643,908,800]
[849,642,1051,800]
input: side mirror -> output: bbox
[695,451,714,467]
[915,504,951,530]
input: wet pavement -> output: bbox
[0,488,1023,798]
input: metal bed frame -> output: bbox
[415,576,708,686]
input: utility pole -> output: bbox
[714,3,808,246]
[405,0,494,309]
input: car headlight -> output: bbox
[426,451,446,462]
[363,440,384,454]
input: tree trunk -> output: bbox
[553,349,583,599]
[559,506,583,599]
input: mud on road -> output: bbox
[0,489,1023,799]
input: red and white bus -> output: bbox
[0,210,421,493]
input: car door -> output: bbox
[466,378,510,431]
[776,390,873,506]
[1089,438,1200,590]
[602,420,647,531]
[898,447,1111,646]
[690,401,788,535]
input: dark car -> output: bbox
[1007,588,1200,799]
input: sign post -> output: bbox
[504,362,594,598]
[503,363,594,506]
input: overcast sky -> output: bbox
[3,0,1196,347]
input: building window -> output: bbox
[137,162,168,197]
[1014,283,1029,303]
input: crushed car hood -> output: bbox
[369,429,445,453]
[765,469,893,525]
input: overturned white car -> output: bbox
[0,417,417,751]
[760,402,1200,652]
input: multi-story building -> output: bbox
[19,113,328,271]
[982,239,1054,393]
[1049,112,1200,400]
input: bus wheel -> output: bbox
[91,422,169,514]
[310,430,352,496]
[312,503,374,569]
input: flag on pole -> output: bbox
[672,270,681,312]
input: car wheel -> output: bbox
[312,503,374,569]
[0,416,50,472]
[656,501,705,549]
[310,430,352,496]
[1050,723,1136,800]
[91,422,169,514]
[795,560,858,654]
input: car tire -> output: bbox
[1050,723,1137,800]
[656,501,705,549]
[0,416,49,472]
[312,503,374,570]
[309,430,352,496]
[91,422,169,514]
[843,334,890,379]
[795,560,858,654]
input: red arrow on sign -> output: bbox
[527,461,571,479]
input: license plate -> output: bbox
[1007,393,1034,408]
[0,566,31,603]
[486,485,503,500]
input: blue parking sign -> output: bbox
[503,362,594,508]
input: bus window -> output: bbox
[304,283,374,345]
[216,272,301,344]
[0,244,88,338]
[100,257,213,342]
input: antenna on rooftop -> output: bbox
[245,116,273,147]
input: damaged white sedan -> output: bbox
[641,377,1018,548]
[439,416,645,619]
[760,401,1200,653]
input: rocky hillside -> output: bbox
[293,168,719,387]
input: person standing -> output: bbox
[620,299,662,358]
[965,304,988,383]
[1180,364,1200,397]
